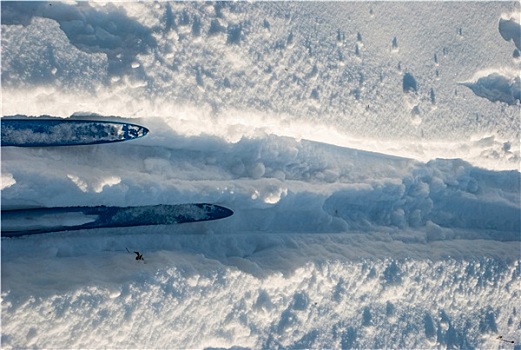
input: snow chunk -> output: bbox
[462,70,521,105]
[1,173,16,190]
[93,176,121,193]
[67,174,88,192]
[248,162,265,179]
[66,174,121,193]
[263,186,288,205]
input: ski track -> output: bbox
[1,2,521,349]
[2,124,520,349]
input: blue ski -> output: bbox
[1,118,149,147]
[1,204,233,237]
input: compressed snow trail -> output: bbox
[2,116,519,236]
[2,124,520,349]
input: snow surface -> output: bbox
[1,2,520,349]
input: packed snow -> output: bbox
[1,2,520,349]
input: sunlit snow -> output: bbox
[1,2,520,349]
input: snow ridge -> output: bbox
[2,252,520,349]
[1,2,519,169]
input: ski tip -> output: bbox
[1,118,150,147]
[196,203,234,221]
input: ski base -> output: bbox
[1,204,233,237]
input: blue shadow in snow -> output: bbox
[1,1,157,77]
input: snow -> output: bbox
[462,71,521,106]
[1,1,520,349]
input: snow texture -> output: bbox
[1,2,520,349]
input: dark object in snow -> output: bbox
[497,335,515,344]
[392,36,398,50]
[1,117,149,147]
[1,203,234,237]
[126,248,145,263]
[402,72,417,93]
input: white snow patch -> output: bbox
[67,174,88,192]
[1,173,16,190]
[93,176,122,193]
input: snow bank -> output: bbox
[2,244,520,349]
[1,1,519,169]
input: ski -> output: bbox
[1,203,233,237]
[1,118,149,147]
